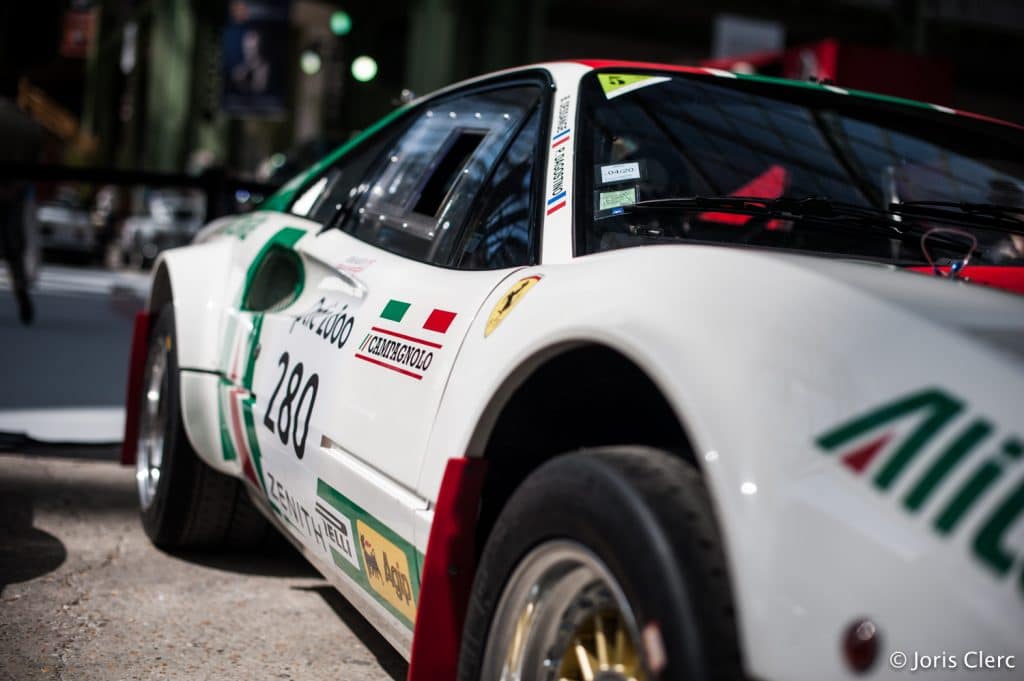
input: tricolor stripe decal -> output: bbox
[546,190,567,215]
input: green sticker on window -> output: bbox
[599,187,636,211]
[597,74,671,99]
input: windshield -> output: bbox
[575,71,1024,266]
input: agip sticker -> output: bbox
[357,520,417,623]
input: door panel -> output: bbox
[213,78,550,638]
[294,230,518,489]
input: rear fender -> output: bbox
[142,241,241,473]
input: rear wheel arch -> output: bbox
[148,260,173,314]
[469,343,704,559]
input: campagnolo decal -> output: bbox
[356,331,436,380]
[354,299,457,380]
[266,471,359,568]
[290,297,355,350]
[547,95,572,216]
[817,388,1024,595]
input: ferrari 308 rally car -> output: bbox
[123,60,1024,681]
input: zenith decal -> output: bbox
[267,471,359,568]
[485,275,542,337]
[547,95,572,216]
[354,299,457,380]
[816,388,1024,595]
[316,479,423,628]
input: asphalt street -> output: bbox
[0,265,406,680]
[0,453,406,680]
[0,265,147,445]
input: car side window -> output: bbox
[289,121,407,225]
[345,85,542,265]
[456,107,541,269]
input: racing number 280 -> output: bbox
[264,351,319,459]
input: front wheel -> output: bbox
[459,448,744,681]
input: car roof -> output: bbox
[262,58,1022,212]
[570,58,1024,132]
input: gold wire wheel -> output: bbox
[481,540,648,681]
[556,609,644,681]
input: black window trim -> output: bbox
[305,69,555,270]
[443,94,548,268]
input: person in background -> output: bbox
[0,75,42,325]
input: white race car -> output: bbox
[123,61,1024,681]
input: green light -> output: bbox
[351,55,377,82]
[300,49,322,75]
[330,11,351,36]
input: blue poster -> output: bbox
[222,0,291,117]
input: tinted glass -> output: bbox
[290,123,406,225]
[576,72,1024,266]
[457,107,542,269]
[347,86,541,264]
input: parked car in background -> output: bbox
[119,189,205,268]
[36,186,97,262]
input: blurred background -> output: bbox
[0,0,1023,446]
[4,0,1024,267]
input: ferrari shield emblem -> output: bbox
[485,275,542,337]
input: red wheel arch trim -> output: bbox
[121,311,150,466]
[408,457,488,681]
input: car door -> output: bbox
[238,79,549,633]
[303,84,546,490]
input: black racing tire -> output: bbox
[458,447,745,681]
[137,304,270,550]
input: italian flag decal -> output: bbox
[816,388,1024,593]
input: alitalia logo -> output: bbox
[816,388,1023,595]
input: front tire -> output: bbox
[136,304,269,550]
[459,447,744,681]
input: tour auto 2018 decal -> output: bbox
[816,387,1024,594]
